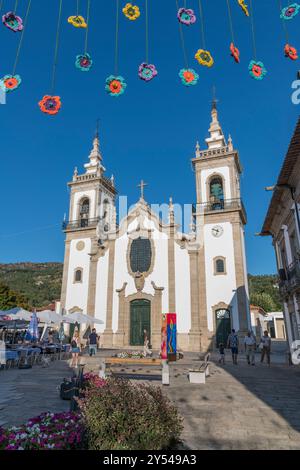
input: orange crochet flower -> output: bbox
[39,96,62,115]
[230,43,240,63]
[284,43,298,60]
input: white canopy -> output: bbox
[7,308,33,321]
[63,312,103,325]
[36,310,64,325]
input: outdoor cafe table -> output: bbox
[5,350,19,361]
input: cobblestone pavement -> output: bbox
[1,347,300,450]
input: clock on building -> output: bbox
[211,225,224,238]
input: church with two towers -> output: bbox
[60,104,251,351]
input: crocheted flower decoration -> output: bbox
[177,8,196,26]
[2,11,23,32]
[0,74,22,92]
[75,53,93,71]
[230,43,240,63]
[280,3,300,20]
[122,3,140,21]
[248,60,267,80]
[238,0,249,17]
[105,75,127,97]
[195,49,214,67]
[179,68,199,86]
[39,96,62,115]
[138,63,158,81]
[284,44,298,60]
[68,15,87,28]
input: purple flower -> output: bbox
[2,11,23,32]
[177,8,196,26]
[138,63,158,81]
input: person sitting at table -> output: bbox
[48,331,54,344]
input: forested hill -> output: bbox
[0,263,63,309]
[0,263,281,312]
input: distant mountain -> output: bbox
[0,262,63,309]
[0,262,282,313]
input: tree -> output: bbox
[0,282,30,310]
[250,292,277,313]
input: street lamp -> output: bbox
[265,184,300,239]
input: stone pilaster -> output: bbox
[188,248,202,351]
[60,239,71,313]
[114,283,127,347]
[168,227,176,313]
[102,240,115,347]
[152,282,164,349]
[232,222,249,334]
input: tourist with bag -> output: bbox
[227,329,239,365]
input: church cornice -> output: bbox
[68,173,117,195]
[192,148,242,174]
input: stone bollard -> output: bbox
[162,361,170,386]
[99,361,106,379]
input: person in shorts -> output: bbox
[218,342,225,364]
[227,329,239,365]
[88,328,99,357]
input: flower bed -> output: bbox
[0,412,83,450]
[115,351,145,359]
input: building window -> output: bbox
[79,198,90,227]
[74,268,83,283]
[130,237,152,274]
[209,177,224,210]
[214,257,226,275]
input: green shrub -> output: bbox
[78,378,183,450]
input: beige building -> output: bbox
[60,104,251,351]
[261,118,300,350]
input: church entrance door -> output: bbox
[215,309,231,347]
[130,299,151,346]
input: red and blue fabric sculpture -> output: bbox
[39,96,62,115]
[105,75,127,96]
[2,11,23,32]
[248,60,267,80]
[280,3,300,20]
[75,53,93,71]
[0,75,22,92]
[179,68,199,86]
[138,63,158,81]
[177,8,196,25]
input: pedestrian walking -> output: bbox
[260,330,271,366]
[71,330,81,368]
[227,329,239,364]
[244,331,256,365]
[218,342,225,364]
[88,328,99,357]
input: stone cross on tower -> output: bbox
[138,180,148,200]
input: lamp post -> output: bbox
[265,184,300,240]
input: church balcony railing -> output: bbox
[63,217,100,231]
[193,198,247,223]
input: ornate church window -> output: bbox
[79,198,90,227]
[209,177,224,210]
[129,237,152,274]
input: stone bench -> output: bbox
[100,357,170,385]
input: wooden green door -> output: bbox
[130,299,151,346]
[216,309,231,347]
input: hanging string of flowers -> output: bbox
[106,0,127,97]
[278,0,298,60]
[138,0,158,81]
[75,0,93,71]
[39,0,63,115]
[248,0,267,80]
[175,0,199,86]
[227,0,240,63]
[195,0,214,68]
[0,0,31,94]
[2,0,23,32]
[68,0,87,28]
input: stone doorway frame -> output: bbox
[114,281,164,349]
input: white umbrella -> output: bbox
[36,310,64,325]
[8,308,33,321]
[63,312,103,325]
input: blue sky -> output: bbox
[0,0,299,274]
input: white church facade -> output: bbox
[60,105,251,351]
